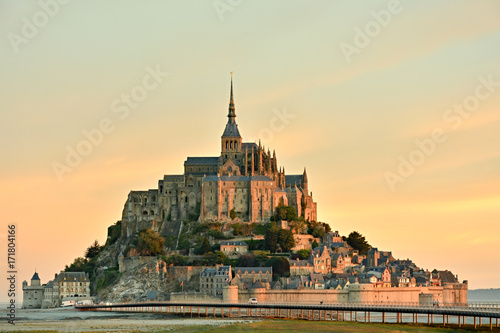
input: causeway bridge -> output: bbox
[76,301,500,330]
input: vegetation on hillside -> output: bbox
[344,231,371,255]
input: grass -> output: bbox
[5,318,500,333]
[166,320,500,333]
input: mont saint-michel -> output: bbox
[22,76,468,312]
[121,75,317,238]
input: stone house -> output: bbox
[200,265,232,297]
[312,246,332,274]
[220,241,248,258]
[288,258,314,276]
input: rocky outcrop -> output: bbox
[96,259,202,304]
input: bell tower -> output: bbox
[221,73,242,159]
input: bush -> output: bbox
[265,256,290,279]
[96,268,121,294]
[134,228,165,256]
[106,221,122,247]
[208,229,227,240]
[195,237,211,255]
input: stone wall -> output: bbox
[170,291,221,302]
[228,283,467,305]
[119,256,158,273]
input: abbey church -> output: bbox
[121,76,317,237]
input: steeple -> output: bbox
[221,73,242,153]
[228,72,236,123]
[302,167,308,191]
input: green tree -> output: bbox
[215,251,227,264]
[296,249,311,260]
[274,205,298,221]
[195,237,211,255]
[264,225,280,253]
[346,231,371,255]
[164,254,187,266]
[237,254,255,267]
[230,209,237,220]
[278,229,295,252]
[135,228,165,256]
[84,240,102,260]
[265,257,290,279]
[311,225,326,239]
[65,257,88,271]
[312,240,319,249]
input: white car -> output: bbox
[248,298,258,304]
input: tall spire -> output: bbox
[221,72,241,138]
[228,72,236,123]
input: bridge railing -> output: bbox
[87,300,500,311]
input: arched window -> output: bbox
[230,141,233,149]
[226,141,229,149]
[234,141,238,149]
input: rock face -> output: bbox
[97,259,203,303]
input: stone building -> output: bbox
[120,76,317,238]
[22,272,44,309]
[42,271,91,308]
[288,258,314,276]
[312,246,332,274]
[23,271,91,308]
[220,241,248,258]
[199,265,232,296]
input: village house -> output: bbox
[312,245,332,274]
[288,258,314,276]
[199,265,232,296]
[220,241,248,258]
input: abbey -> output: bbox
[121,76,317,236]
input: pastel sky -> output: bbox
[1,1,499,302]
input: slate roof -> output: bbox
[437,270,458,283]
[285,175,303,186]
[310,273,325,283]
[163,175,184,182]
[288,259,313,267]
[201,268,217,277]
[222,121,241,137]
[54,272,88,283]
[31,272,40,281]
[330,242,347,248]
[184,157,219,166]
[250,281,266,289]
[241,142,258,150]
[234,267,272,275]
[220,241,247,246]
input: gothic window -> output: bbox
[235,141,238,149]
[230,141,233,149]
[226,141,229,149]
